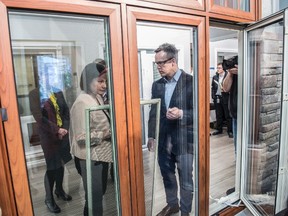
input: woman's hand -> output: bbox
[58,128,68,140]
[103,129,112,140]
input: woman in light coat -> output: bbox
[70,62,112,216]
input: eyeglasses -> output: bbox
[154,57,173,67]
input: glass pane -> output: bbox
[243,21,284,215]
[9,11,119,215]
[240,0,250,11]
[209,27,239,214]
[213,0,250,12]
[214,0,225,7]
[227,0,238,9]
[137,21,197,216]
[262,1,288,19]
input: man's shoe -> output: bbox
[181,212,190,216]
[212,130,223,135]
[228,132,233,138]
[156,204,179,216]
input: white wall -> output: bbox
[137,23,193,73]
[9,12,105,66]
[210,39,238,71]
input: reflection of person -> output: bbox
[29,83,72,213]
[211,63,233,138]
[70,62,112,216]
[147,43,194,216]
[223,64,238,152]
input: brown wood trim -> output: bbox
[125,5,146,216]
[208,0,256,21]
[139,0,204,11]
[2,0,118,15]
[0,102,17,216]
[108,4,132,216]
[99,0,205,13]
[204,16,211,216]
[197,14,208,216]
[126,6,207,215]
[217,205,245,216]
[0,0,131,215]
[257,0,262,20]
[97,0,257,23]
[127,6,204,26]
[0,2,33,215]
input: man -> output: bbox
[147,43,194,216]
[222,64,238,153]
[211,63,233,138]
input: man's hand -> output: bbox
[147,138,156,152]
[228,64,238,75]
[166,107,183,120]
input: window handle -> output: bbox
[1,108,8,122]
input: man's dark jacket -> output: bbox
[148,70,193,155]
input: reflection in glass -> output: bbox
[214,0,250,12]
[9,11,118,215]
[137,22,197,215]
[262,1,288,19]
[244,21,283,215]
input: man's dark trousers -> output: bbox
[158,149,194,213]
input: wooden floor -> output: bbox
[210,130,236,202]
[28,129,235,216]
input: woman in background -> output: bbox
[29,67,72,214]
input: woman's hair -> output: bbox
[80,61,107,93]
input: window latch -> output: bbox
[1,108,8,122]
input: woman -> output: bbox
[29,71,72,214]
[70,62,113,216]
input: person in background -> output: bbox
[222,64,238,196]
[29,68,72,214]
[147,43,194,216]
[211,63,233,138]
[222,64,238,152]
[70,62,113,216]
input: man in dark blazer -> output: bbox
[147,43,193,216]
[211,63,233,138]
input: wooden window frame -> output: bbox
[0,0,129,215]
[208,0,256,20]
[138,0,204,11]
[124,6,208,216]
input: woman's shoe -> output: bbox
[55,190,72,201]
[45,199,61,213]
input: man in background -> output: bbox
[211,63,233,138]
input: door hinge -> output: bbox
[1,108,8,122]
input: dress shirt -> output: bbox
[164,69,182,109]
